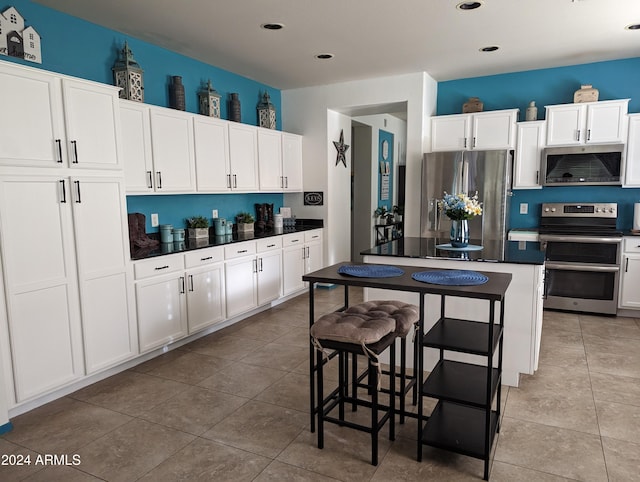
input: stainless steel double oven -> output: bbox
[538,203,622,315]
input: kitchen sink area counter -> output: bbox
[361,236,545,387]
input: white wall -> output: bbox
[282,72,437,265]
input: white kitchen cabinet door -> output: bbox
[257,250,282,305]
[546,104,584,146]
[228,123,259,191]
[120,100,154,193]
[193,116,231,192]
[624,114,640,187]
[150,108,196,192]
[225,256,258,317]
[136,274,187,353]
[305,239,323,275]
[585,100,628,144]
[62,79,122,169]
[472,110,518,150]
[186,263,226,333]
[70,177,136,373]
[513,121,545,189]
[258,128,283,191]
[0,176,84,401]
[431,114,470,151]
[0,63,66,167]
[619,255,640,309]
[282,133,303,191]
[282,244,305,295]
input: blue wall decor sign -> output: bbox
[304,192,324,206]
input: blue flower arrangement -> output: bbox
[440,192,483,221]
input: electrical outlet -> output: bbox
[151,213,159,227]
[519,203,528,215]
[212,209,218,219]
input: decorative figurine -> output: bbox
[574,84,599,103]
[169,75,186,110]
[526,101,538,121]
[462,97,483,113]
[112,41,144,102]
[257,91,277,129]
[198,79,221,118]
[228,93,241,122]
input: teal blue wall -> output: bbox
[5,0,284,233]
[437,58,640,231]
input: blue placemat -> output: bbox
[338,265,405,278]
[436,243,483,252]
[412,270,488,286]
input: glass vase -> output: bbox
[450,219,469,248]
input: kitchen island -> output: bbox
[361,236,544,387]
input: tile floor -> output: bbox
[2,287,640,481]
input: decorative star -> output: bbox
[333,129,349,167]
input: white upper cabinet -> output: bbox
[193,116,231,192]
[513,121,545,189]
[149,107,196,192]
[282,133,303,191]
[120,100,154,193]
[228,123,259,191]
[0,61,121,169]
[431,109,518,152]
[545,99,629,146]
[258,128,283,191]
[624,114,640,187]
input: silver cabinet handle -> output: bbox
[285,176,288,188]
[226,174,231,188]
[587,129,591,141]
[179,276,185,294]
[188,274,194,291]
[201,256,213,261]
[55,139,63,163]
[259,258,263,271]
[233,174,237,188]
[626,258,629,273]
[156,171,162,189]
[536,170,539,184]
[154,265,170,270]
[253,259,258,273]
[302,247,306,259]
[59,180,66,203]
[576,130,581,141]
[74,180,81,203]
[472,137,476,148]
[463,138,467,149]
[146,171,153,189]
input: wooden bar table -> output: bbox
[303,261,511,480]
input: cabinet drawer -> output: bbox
[623,237,640,253]
[184,246,224,268]
[257,237,282,252]
[224,240,257,259]
[134,254,184,280]
[282,233,304,246]
[305,229,322,242]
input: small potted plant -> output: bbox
[236,212,255,234]
[186,215,210,238]
[392,205,404,223]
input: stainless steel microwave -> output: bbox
[542,144,624,186]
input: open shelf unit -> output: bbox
[374,221,403,245]
[418,297,505,480]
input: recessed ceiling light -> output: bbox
[315,53,335,60]
[480,45,499,52]
[456,1,483,10]
[261,23,284,30]
[625,23,640,30]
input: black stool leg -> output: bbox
[316,348,324,449]
[351,354,358,412]
[370,357,378,466]
[338,351,345,421]
[412,332,419,405]
[390,340,396,441]
[400,337,406,424]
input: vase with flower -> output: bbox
[439,192,483,247]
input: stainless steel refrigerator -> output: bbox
[420,150,512,252]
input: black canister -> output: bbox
[169,76,186,110]
[229,92,241,122]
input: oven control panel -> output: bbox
[541,203,617,218]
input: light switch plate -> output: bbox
[519,203,528,215]
[151,213,159,227]
[212,209,218,219]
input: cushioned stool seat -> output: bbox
[311,308,399,466]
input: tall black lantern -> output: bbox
[198,79,221,118]
[257,91,276,129]
[112,41,144,102]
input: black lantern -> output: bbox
[257,91,276,129]
[198,79,221,118]
[112,41,144,102]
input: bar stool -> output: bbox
[310,309,398,466]
[345,301,420,423]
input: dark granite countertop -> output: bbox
[361,236,544,265]
[131,221,323,261]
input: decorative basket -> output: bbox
[188,227,209,239]
[237,223,254,234]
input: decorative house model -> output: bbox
[112,41,144,102]
[198,79,221,118]
[257,91,276,129]
[0,7,42,64]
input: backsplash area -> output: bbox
[509,187,640,231]
[127,193,284,233]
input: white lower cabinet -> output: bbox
[186,263,226,334]
[619,237,640,309]
[282,229,323,295]
[305,229,323,274]
[257,238,283,305]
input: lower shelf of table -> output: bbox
[421,400,499,460]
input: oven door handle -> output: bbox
[545,262,619,272]
[538,235,622,243]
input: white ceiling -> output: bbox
[36,0,640,90]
